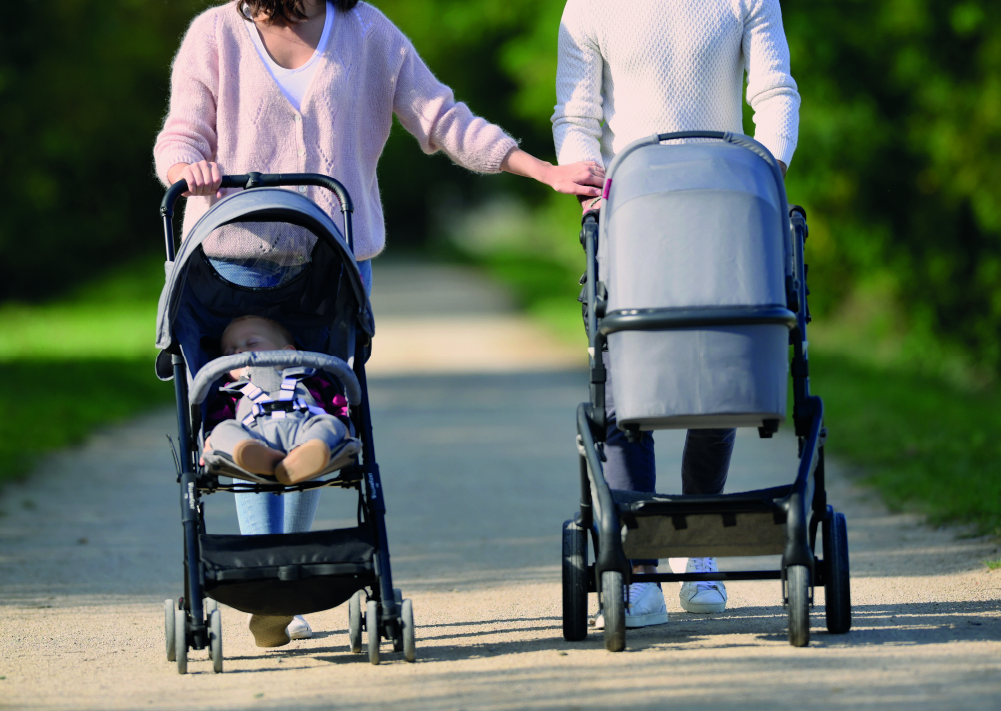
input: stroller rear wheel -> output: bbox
[366,599,381,665]
[209,608,223,673]
[562,519,589,641]
[823,510,852,634]
[348,591,363,653]
[601,570,626,652]
[786,565,810,647]
[174,608,189,674]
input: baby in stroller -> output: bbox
[202,315,357,485]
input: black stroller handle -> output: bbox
[160,172,355,261]
[189,350,362,408]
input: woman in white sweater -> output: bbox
[552,0,801,627]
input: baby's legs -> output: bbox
[275,415,349,485]
[210,420,284,475]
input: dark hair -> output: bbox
[239,0,358,25]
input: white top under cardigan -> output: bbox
[244,2,334,112]
[552,0,801,168]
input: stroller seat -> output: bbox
[156,174,415,673]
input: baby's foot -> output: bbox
[232,440,285,476]
[275,440,331,484]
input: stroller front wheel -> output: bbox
[174,608,189,674]
[164,599,176,662]
[366,600,381,664]
[786,565,811,647]
[401,598,416,663]
[209,608,223,673]
[601,570,626,652]
[348,591,363,653]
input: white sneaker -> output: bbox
[680,557,728,613]
[592,582,669,629]
[287,615,312,640]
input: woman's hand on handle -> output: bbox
[500,148,605,197]
[167,160,224,198]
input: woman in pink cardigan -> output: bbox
[154,0,601,648]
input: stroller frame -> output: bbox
[566,132,851,650]
[159,173,410,671]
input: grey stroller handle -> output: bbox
[605,131,784,183]
[190,351,362,407]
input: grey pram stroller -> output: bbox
[565,132,851,650]
[157,173,413,672]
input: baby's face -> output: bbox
[221,318,292,356]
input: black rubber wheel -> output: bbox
[823,511,852,634]
[164,599,176,662]
[209,608,223,673]
[174,608,188,674]
[787,564,811,647]
[366,600,380,665]
[348,591,363,653]
[601,570,626,652]
[562,519,589,641]
[401,599,416,663]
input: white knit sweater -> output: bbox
[552,0,800,168]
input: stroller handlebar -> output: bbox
[160,172,353,218]
[189,350,362,408]
[159,172,355,262]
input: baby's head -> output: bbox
[221,315,297,356]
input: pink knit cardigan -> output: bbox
[154,1,518,260]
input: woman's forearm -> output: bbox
[501,148,604,197]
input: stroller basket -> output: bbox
[201,528,376,616]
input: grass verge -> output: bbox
[0,256,173,487]
[461,248,1001,536]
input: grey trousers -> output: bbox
[211,412,347,458]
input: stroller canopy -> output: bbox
[156,188,374,379]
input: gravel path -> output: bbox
[2,262,1000,710]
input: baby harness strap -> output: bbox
[222,366,329,427]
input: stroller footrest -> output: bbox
[208,561,372,583]
[632,570,783,583]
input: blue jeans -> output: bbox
[603,352,736,565]
[235,258,373,535]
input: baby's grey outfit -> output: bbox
[209,365,347,460]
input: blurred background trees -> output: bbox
[1,0,999,374]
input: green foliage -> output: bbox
[0,0,209,301]
[0,358,173,485]
[0,254,170,485]
[2,0,1000,375]
[780,0,1001,370]
[811,352,1001,534]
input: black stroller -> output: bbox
[157,173,413,672]
[564,132,851,650]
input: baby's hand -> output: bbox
[199,436,212,467]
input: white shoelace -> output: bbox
[690,557,721,593]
